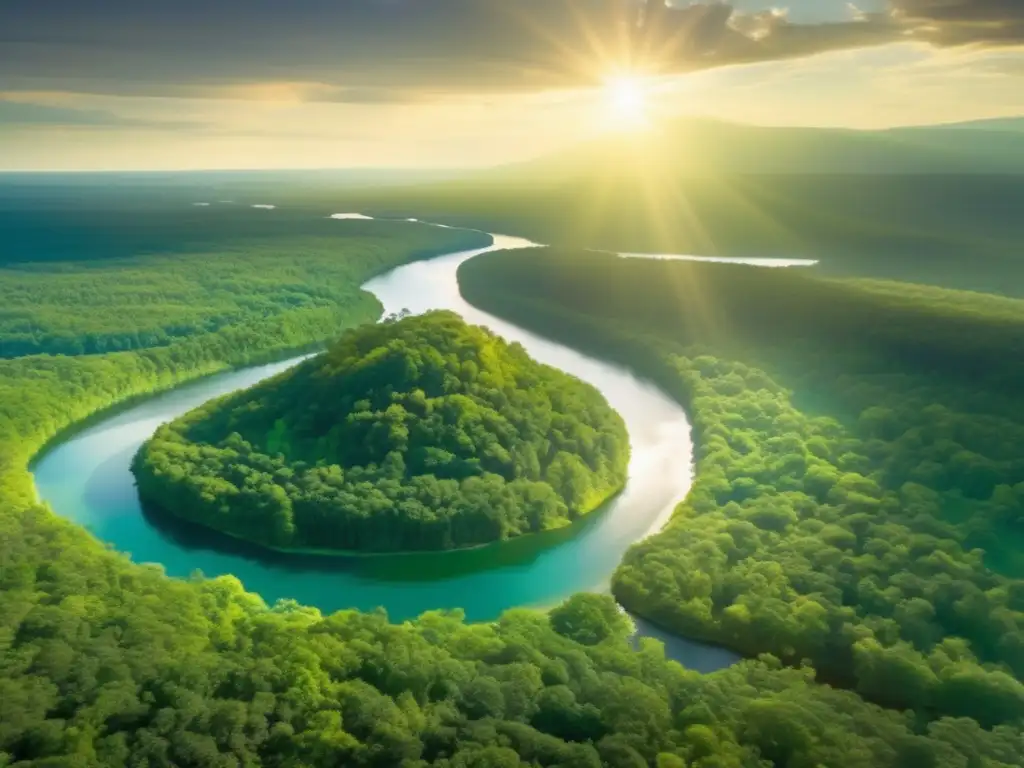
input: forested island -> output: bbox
[132,311,629,553]
[459,247,1024,729]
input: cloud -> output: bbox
[0,98,202,129]
[629,1,1024,74]
[0,1,1022,101]
[631,3,903,73]
[194,81,427,104]
[893,0,1024,45]
[319,87,429,104]
[895,0,1024,24]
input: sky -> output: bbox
[1,0,1023,170]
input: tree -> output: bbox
[549,594,631,646]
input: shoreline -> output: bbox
[135,478,629,561]
[29,212,738,672]
[24,225,494,492]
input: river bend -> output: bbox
[33,219,744,672]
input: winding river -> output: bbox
[33,217,752,672]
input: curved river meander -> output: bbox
[32,218,789,672]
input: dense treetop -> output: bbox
[0,215,489,358]
[459,246,1024,729]
[6,512,1021,768]
[2,199,1024,765]
[461,247,1024,390]
[132,311,629,553]
[6,326,1020,766]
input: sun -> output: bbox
[603,75,650,130]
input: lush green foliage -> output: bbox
[2,198,1023,766]
[0,219,488,505]
[459,247,1024,728]
[6,519,1022,768]
[0,200,473,266]
[0,217,487,358]
[132,311,629,553]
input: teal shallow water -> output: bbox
[32,222,740,671]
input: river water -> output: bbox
[33,219,744,672]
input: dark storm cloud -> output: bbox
[0,0,1021,101]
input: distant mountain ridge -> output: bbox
[491,117,1024,177]
[918,117,1024,133]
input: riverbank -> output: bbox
[23,213,737,671]
[30,222,704,628]
[5,220,492,507]
[138,482,627,561]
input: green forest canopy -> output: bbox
[1,203,1023,766]
[132,310,629,553]
[0,216,489,359]
[459,247,1024,729]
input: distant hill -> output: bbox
[920,117,1024,133]
[491,118,1024,178]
